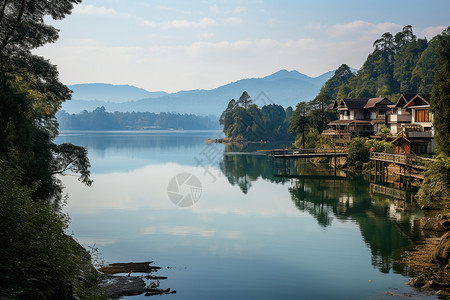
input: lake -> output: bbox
[56,130,435,300]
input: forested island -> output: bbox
[57,107,220,130]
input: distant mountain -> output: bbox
[62,69,339,116]
[68,83,167,102]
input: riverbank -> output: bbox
[403,214,450,297]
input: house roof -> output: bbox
[339,99,367,110]
[337,97,391,110]
[392,136,410,144]
[364,97,391,109]
[395,94,431,108]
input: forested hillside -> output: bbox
[321,25,443,101]
[57,107,219,130]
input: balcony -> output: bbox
[407,131,433,138]
[388,114,411,123]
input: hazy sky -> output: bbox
[35,0,449,93]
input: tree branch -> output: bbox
[0,0,8,25]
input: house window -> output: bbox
[415,109,430,122]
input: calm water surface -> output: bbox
[56,131,436,300]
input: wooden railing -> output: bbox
[270,148,347,156]
[370,152,434,169]
[370,183,406,200]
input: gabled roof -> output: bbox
[403,94,431,108]
[338,97,391,110]
[327,100,339,110]
[392,135,411,144]
[394,94,416,108]
[338,98,368,110]
[364,97,392,109]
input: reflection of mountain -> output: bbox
[219,154,288,194]
[289,177,424,274]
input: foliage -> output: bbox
[318,26,444,101]
[220,91,293,141]
[416,153,450,209]
[0,162,85,299]
[293,129,334,149]
[347,137,370,170]
[375,125,391,140]
[288,90,337,146]
[57,107,220,130]
[430,27,450,156]
[0,1,98,297]
[0,0,91,202]
[321,64,355,99]
[365,139,393,153]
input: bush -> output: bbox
[0,162,85,299]
[293,129,334,149]
[347,137,370,170]
[416,153,450,209]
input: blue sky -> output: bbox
[35,0,449,92]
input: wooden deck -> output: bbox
[269,148,348,158]
[370,152,434,170]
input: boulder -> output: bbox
[99,275,146,298]
[432,231,450,267]
[419,214,450,232]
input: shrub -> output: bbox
[0,162,85,299]
[347,137,370,170]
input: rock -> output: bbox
[432,231,450,267]
[100,275,146,298]
[419,214,450,232]
[407,274,428,287]
[436,290,450,296]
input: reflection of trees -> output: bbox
[289,176,423,275]
[219,154,288,194]
[56,132,208,154]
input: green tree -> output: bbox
[0,161,86,298]
[347,137,370,170]
[236,91,252,109]
[288,102,310,148]
[308,90,335,133]
[430,27,450,156]
[411,37,439,93]
[0,0,90,201]
[322,64,355,99]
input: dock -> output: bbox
[269,148,348,158]
[369,152,434,187]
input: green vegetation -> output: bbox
[288,90,337,148]
[320,26,442,101]
[417,28,450,210]
[347,138,392,171]
[220,91,293,141]
[57,107,219,130]
[430,28,450,157]
[0,163,86,298]
[0,0,99,298]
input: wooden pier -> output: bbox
[369,152,433,187]
[269,148,348,158]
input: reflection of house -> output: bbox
[388,94,434,154]
[323,97,392,146]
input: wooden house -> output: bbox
[323,97,392,146]
[388,94,434,154]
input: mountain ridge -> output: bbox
[63,68,345,116]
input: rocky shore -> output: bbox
[98,262,176,298]
[406,214,450,297]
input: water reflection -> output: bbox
[219,153,425,275]
[56,130,223,173]
[58,131,431,299]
